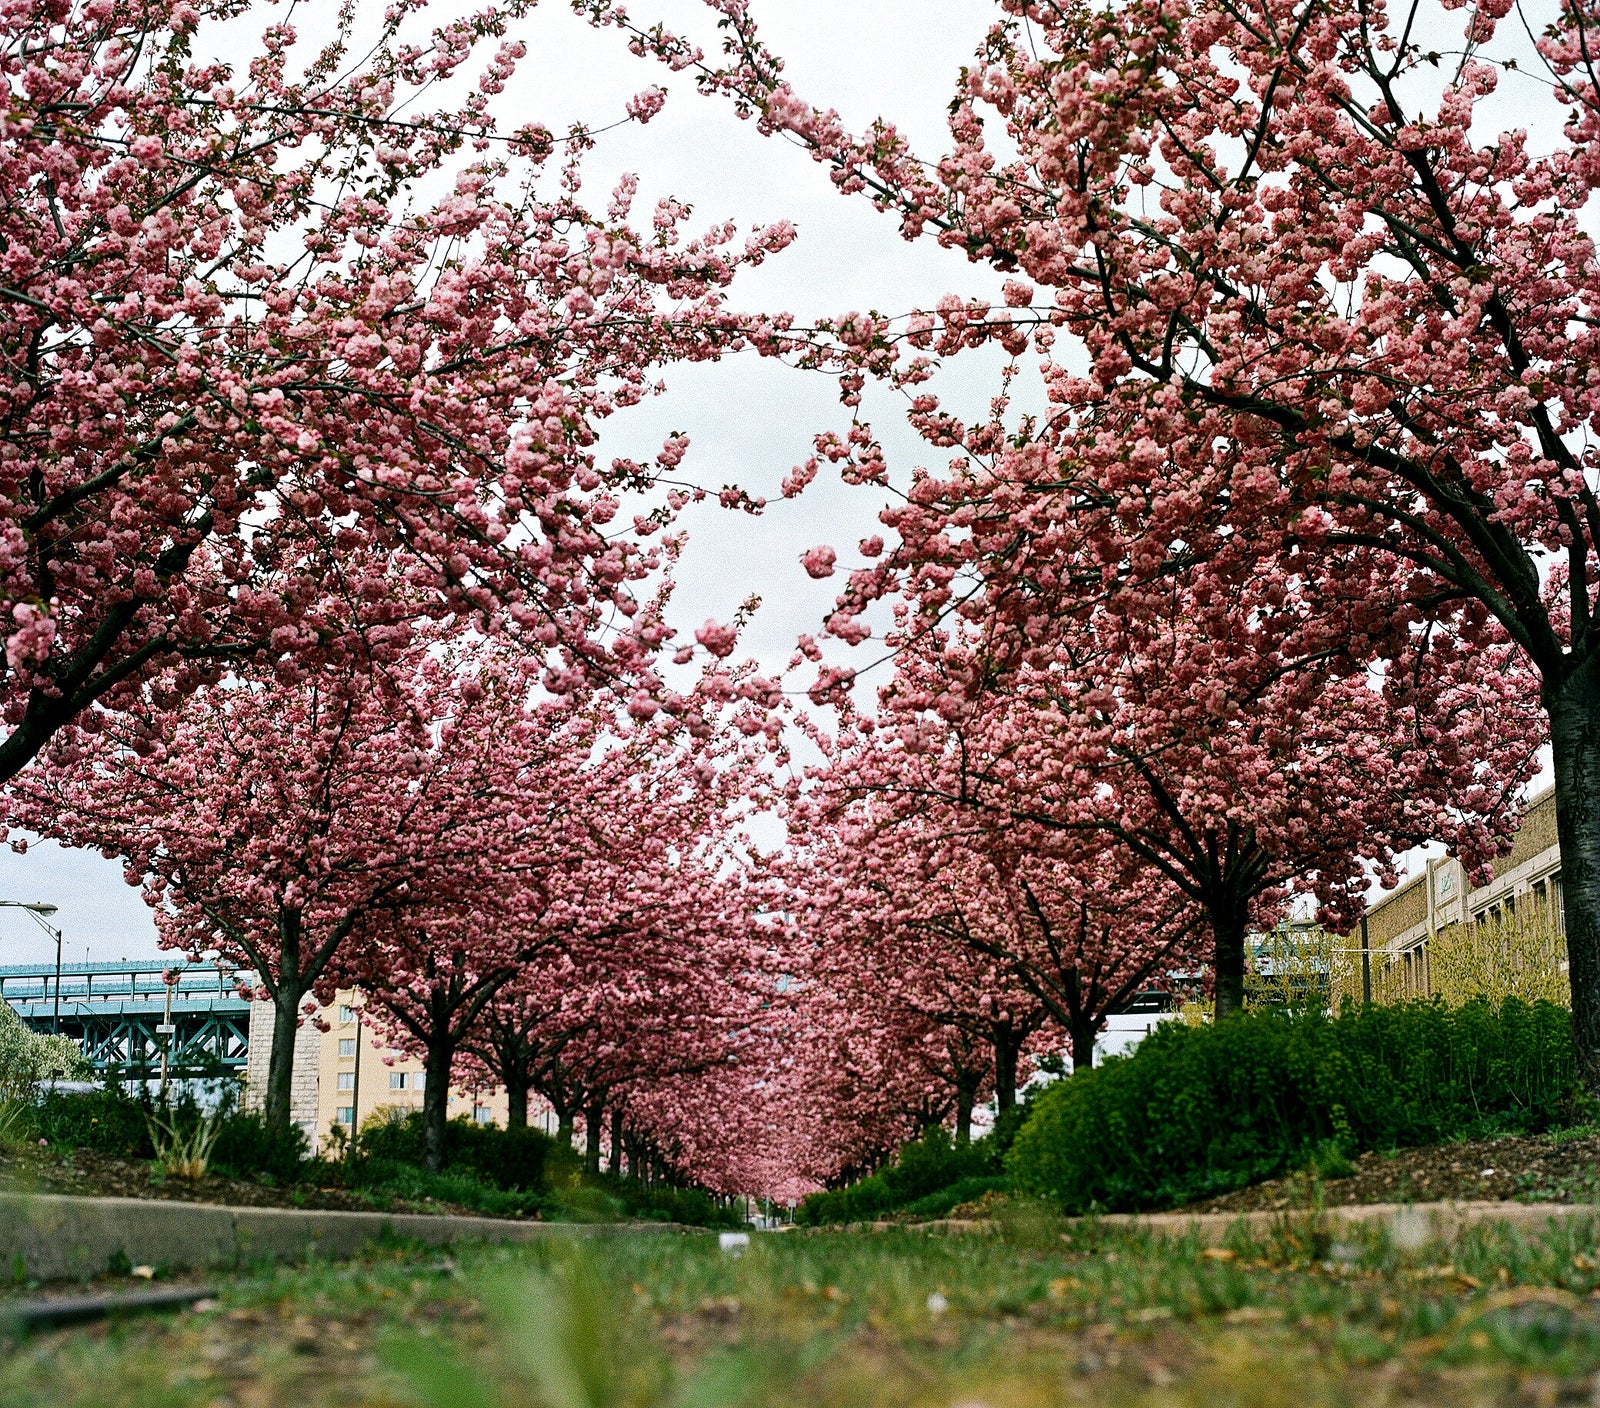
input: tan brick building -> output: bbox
[1363,787,1564,996]
[245,990,530,1153]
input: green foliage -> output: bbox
[336,1156,548,1217]
[147,1105,224,1180]
[1008,996,1577,1213]
[598,1176,742,1228]
[0,1002,89,1103]
[30,1086,307,1180]
[797,1126,1003,1225]
[22,1087,732,1225]
[357,1112,553,1191]
[209,1110,309,1182]
[896,1174,1008,1220]
[31,1086,152,1156]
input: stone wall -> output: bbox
[1493,789,1560,879]
[241,1001,321,1147]
[1367,873,1427,949]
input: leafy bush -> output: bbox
[898,1175,1009,1220]
[1009,997,1577,1213]
[599,1177,742,1228]
[797,1127,1002,1225]
[32,1086,152,1156]
[357,1112,552,1191]
[0,1003,89,1106]
[210,1110,309,1182]
[336,1156,547,1217]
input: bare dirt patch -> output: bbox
[1187,1131,1600,1213]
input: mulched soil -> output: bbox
[0,1145,537,1219]
[1186,1131,1600,1213]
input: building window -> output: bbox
[339,1005,354,1024]
[337,1106,353,1125]
[473,1105,492,1124]
[338,1038,356,1057]
[390,1072,407,1090]
[337,1072,354,1090]
[414,1071,425,1090]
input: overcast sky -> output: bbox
[0,0,1566,967]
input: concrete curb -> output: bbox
[0,1194,678,1282]
[895,1201,1600,1246]
[1087,1201,1600,1247]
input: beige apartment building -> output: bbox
[1363,786,1564,996]
[245,990,529,1152]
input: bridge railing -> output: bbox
[0,961,257,1074]
[0,960,253,1013]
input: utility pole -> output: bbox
[1361,913,1372,1007]
[349,1001,362,1155]
[157,978,175,1100]
[0,901,63,1032]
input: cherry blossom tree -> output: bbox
[363,693,771,1170]
[0,0,794,779]
[790,855,1053,1134]
[454,893,763,1171]
[795,745,1203,1069]
[8,630,608,1134]
[598,0,1600,1084]
[866,593,1538,1017]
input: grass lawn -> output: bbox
[9,1204,1600,1406]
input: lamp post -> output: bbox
[0,902,62,1032]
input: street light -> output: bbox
[0,902,63,1032]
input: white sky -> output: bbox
[0,0,1571,964]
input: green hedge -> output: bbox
[1009,997,1577,1213]
[358,1113,552,1191]
[798,1127,1002,1225]
[32,1087,152,1157]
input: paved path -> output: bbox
[0,1193,676,1281]
[8,1192,1598,1283]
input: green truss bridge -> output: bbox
[0,961,252,1078]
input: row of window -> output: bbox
[334,1070,424,1091]
[335,1098,492,1129]
[1474,872,1565,931]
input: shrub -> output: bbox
[1428,903,1570,1008]
[1008,997,1576,1213]
[797,1127,1002,1225]
[0,1003,89,1113]
[337,1156,546,1217]
[599,1177,742,1228]
[898,1175,1009,1220]
[357,1112,552,1191]
[210,1110,309,1182]
[32,1086,152,1156]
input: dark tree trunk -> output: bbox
[584,1096,604,1175]
[1548,667,1600,1093]
[993,1034,1021,1114]
[421,1037,455,1173]
[609,1105,624,1176]
[1210,901,1250,1020]
[556,1108,575,1148]
[264,981,305,1135]
[500,1057,530,1133]
[954,1078,977,1145]
[1070,1021,1098,1072]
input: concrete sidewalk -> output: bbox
[0,1194,673,1281]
